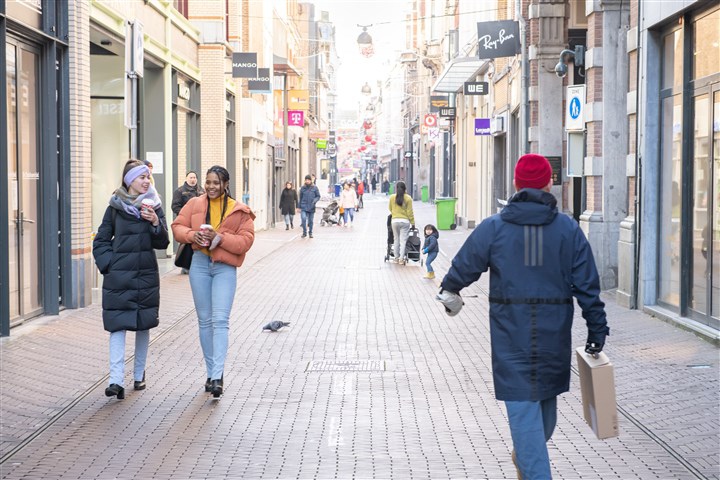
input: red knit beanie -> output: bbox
[514,154,552,190]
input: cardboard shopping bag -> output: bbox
[575,347,619,439]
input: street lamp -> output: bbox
[357,25,374,57]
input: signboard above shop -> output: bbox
[439,107,456,118]
[248,68,271,93]
[474,118,491,135]
[464,82,489,95]
[476,20,520,59]
[232,52,258,78]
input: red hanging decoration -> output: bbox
[371,140,377,145]
[365,135,372,142]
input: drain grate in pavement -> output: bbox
[306,360,385,372]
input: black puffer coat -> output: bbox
[279,187,298,215]
[93,206,170,332]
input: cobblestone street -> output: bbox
[1,195,718,480]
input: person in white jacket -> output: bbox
[339,182,358,227]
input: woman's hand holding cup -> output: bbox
[140,199,159,226]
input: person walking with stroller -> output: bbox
[93,160,170,400]
[339,182,358,227]
[389,181,415,264]
[279,181,298,230]
[435,154,609,479]
[422,224,440,279]
[297,174,320,238]
[172,166,256,398]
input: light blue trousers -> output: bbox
[189,251,237,380]
[109,330,149,386]
[505,397,558,479]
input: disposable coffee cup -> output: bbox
[200,224,213,246]
[141,199,154,213]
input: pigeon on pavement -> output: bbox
[262,321,290,332]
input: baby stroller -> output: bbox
[383,217,423,266]
[404,227,423,265]
[384,214,395,262]
[320,200,339,226]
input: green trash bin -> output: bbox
[421,185,429,202]
[389,182,395,195]
[435,197,457,230]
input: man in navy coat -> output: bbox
[437,154,609,479]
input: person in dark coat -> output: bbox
[436,154,609,479]
[422,224,439,279]
[279,181,298,230]
[371,177,377,194]
[297,174,320,238]
[93,159,170,400]
[171,171,204,218]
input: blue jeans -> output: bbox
[109,329,149,386]
[189,251,237,379]
[283,213,294,226]
[300,210,315,235]
[505,397,557,479]
[343,207,355,224]
[426,251,438,273]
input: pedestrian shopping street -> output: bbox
[1,195,718,480]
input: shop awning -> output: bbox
[273,54,302,76]
[431,57,487,93]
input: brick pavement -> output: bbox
[1,193,718,479]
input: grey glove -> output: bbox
[436,289,464,317]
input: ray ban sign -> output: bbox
[232,52,258,78]
[476,20,520,59]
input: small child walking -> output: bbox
[422,224,440,279]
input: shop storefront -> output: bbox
[2,1,69,334]
[643,4,719,331]
[172,70,200,188]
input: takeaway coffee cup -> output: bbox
[200,224,213,247]
[141,199,154,213]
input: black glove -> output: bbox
[585,340,604,355]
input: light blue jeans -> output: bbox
[343,207,355,224]
[505,397,557,479]
[189,251,237,380]
[109,329,149,386]
[283,213,294,226]
[391,219,411,258]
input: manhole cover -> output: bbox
[306,360,385,372]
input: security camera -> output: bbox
[554,61,568,78]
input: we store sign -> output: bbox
[476,21,520,59]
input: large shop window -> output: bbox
[658,6,720,328]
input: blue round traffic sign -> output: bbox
[569,97,581,120]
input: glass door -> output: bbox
[6,41,43,324]
[689,86,719,328]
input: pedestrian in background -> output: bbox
[436,154,609,479]
[172,165,256,398]
[297,174,320,238]
[172,171,204,218]
[357,180,365,209]
[389,181,415,264]
[371,177,378,194]
[422,224,439,279]
[93,159,169,400]
[143,160,155,185]
[339,181,358,227]
[382,179,390,194]
[279,181,298,230]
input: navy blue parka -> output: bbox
[441,189,609,402]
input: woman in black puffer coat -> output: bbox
[93,159,170,400]
[279,181,298,230]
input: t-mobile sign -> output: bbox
[474,118,491,135]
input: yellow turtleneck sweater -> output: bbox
[201,195,236,256]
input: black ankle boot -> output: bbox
[204,378,212,392]
[105,384,125,399]
[133,371,146,391]
[211,377,224,398]
[286,225,289,230]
